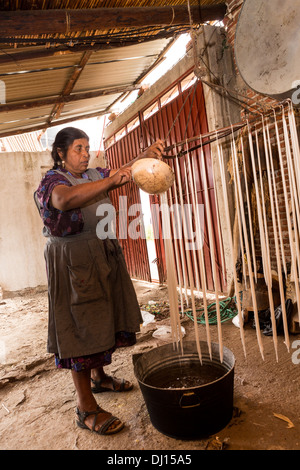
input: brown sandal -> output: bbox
[91,375,133,393]
[75,406,124,435]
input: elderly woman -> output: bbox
[35,126,163,436]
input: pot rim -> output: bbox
[133,340,235,391]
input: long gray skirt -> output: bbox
[44,232,142,359]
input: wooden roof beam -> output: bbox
[0,37,168,66]
[0,109,108,138]
[0,31,178,66]
[45,50,92,126]
[0,46,104,66]
[0,84,142,113]
[0,5,227,36]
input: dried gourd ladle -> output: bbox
[131,158,175,195]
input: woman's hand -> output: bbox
[109,167,132,186]
[121,140,165,170]
[143,139,164,160]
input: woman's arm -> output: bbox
[51,139,164,211]
[51,167,131,211]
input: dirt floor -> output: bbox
[0,279,299,452]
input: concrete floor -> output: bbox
[0,280,299,452]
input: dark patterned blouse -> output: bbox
[35,167,111,237]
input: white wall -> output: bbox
[0,150,106,292]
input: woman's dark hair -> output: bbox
[51,127,89,169]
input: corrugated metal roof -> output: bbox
[0,1,226,137]
[58,94,121,117]
[72,39,171,91]
[0,131,44,152]
[3,69,72,101]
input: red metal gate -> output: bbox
[105,70,226,292]
[106,133,152,282]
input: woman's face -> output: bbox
[63,138,90,176]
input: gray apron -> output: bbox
[44,169,142,359]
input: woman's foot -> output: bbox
[71,368,124,434]
[76,402,124,435]
[91,374,133,393]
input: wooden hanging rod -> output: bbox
[163,104,291,155]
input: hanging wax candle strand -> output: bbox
[190,151,213,359]
[160,191,184,351]
[191,154,209,294]
[210,145,227,286]
[289,104,300,259]
[284,105,300,258]
[254,130,271,286]
[199,143,224,362]
[229,136,247,290]
[283,125,300,282]
[282,107,300,331]
[266,122,287,277]
[183,156,201,294]
[248,123,281,360]
[230,140,247,290]
[186,147,212,360]
[252,130,279,360]
[168,186,184,317]
[181,156,204,361]
[288,103,300,206]
[170,154,190,307]
[248,128,270,280]
[241,136,257,282]
[274,109,300,327]
[283,108,300,277]
[175,156,203,364]
[262,117,290,352]
[249,129,279,360]
[235,126,265,360]
[216,136,247,358]
[284,134,300,251]
[171,173,190,309]
[286,104,300,326]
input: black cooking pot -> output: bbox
[133,341,235,439]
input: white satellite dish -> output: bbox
[235,0,300,103]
